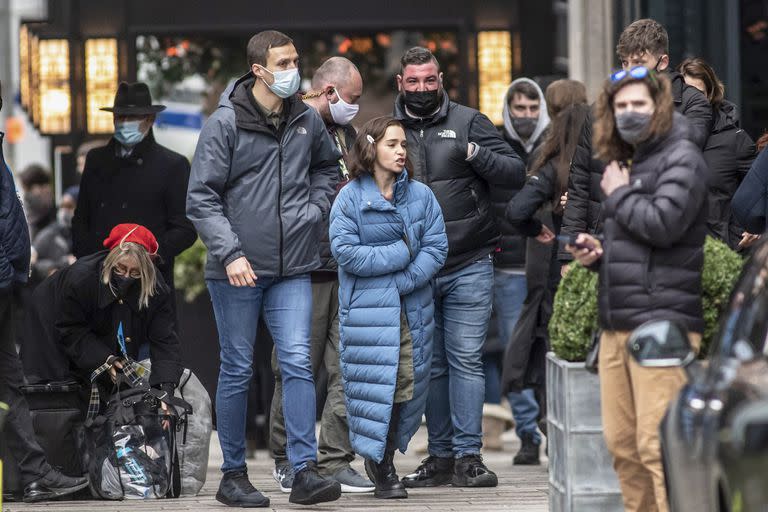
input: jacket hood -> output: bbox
[502,78,550,154]
[712,100,740,133]
[223,72,307,132]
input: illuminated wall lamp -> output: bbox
[477,31,512,126]
[37,38,71,134]
[19,24,30,110]
[85,38,118,134]
[29,32,40,126]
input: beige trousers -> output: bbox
[599,329,701,512]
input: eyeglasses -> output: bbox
[610,66,656,83]
[114,264,141,279]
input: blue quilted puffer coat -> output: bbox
[0,132,31,290]
[330,171,447,462]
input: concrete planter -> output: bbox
[546,352,624,511]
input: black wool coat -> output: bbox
[21,252,182,388]
[72,131,197,287]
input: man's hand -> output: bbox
[601,161,630,196]
[565,233,603,267]
[561,263,570,277]
[536,225,555,244]
[226,256,257,287]
[738,232,761,249]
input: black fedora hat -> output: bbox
[100,82,166,115]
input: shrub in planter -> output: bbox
[174,238,208,303]
[549,236,744,361]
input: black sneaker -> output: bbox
[513,432,541,465]
[452,454,498,487]
[401,456,454,488]
[216,470,270,508]
[23,469,89,503]
[289,461,342,505]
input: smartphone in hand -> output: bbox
[557,234,599,251]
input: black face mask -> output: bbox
[111,272,137,298]
[403,89,442,117]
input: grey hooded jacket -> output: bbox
[187,74,340,279]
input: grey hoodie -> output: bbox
[502,78,550,155]
[187,74,341,279]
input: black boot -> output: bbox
[215,469,270,508]
[513,432,541,465]
[364,404,408,499]
[23,469,89,503]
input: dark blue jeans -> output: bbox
[489,270,541,443]
[207,275,317,473]
[426,256,494,458]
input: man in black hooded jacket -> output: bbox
[393,47,525,489]
[559,18,712,262]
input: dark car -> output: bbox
[629,242,768,512]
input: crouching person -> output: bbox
[22,223,182,401]
[329,117,448,499]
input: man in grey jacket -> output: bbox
[187,30,341,508]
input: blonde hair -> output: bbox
[100,242,158,309]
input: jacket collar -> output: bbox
[666,70,685,106]
[229,73,309,135]
[359,171,409,211]
[109,129,156,163]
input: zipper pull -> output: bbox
[420,129,424,138]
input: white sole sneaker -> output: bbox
[272,468,293,493]
[339,483,375,493]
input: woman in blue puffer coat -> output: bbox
[329,116,447,500]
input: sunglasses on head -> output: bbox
[610,66,656,83]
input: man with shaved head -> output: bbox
[268,56,374,494]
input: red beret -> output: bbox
[103,223,159,255]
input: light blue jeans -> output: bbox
[207,275,317,473]
[426,256,494,458]
[491,271,541,444]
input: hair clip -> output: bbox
[366,134,375,144]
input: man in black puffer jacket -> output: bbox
[569,70,707,511]
[559,18,712,262]
[394,47,525,489]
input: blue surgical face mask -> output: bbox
[114,120,146,147]
[259,66,301,99]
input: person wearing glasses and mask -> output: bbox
[22,223,182,399]
[566,67,707,512]
[269,56,375,494]
[187,30,341,507]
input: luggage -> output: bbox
[140,360,212,496]
[0,381,87,499]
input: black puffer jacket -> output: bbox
[559,73,712,261]
[702,101,756,249]
[394,93,525,274]
[596,113,708,333]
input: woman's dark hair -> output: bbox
[593,70,674,162]
[678,57,725,107]
[347,116,412,180]
[529,80,589,213]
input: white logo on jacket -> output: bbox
[438,129,457,139]
[297,126,307,135]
